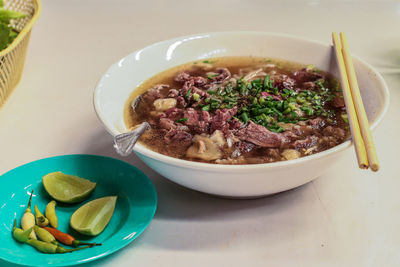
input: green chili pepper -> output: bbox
[12,219,33,243]
[26,239,92,254]
[34,225,58,245]
[45,200,58,228]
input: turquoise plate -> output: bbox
[0,154,157,266]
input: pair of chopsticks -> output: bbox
[332,32,379,171]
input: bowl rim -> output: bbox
[93,31,390,171]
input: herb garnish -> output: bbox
[202,60,216,64]
[0,3,25,50]
[176,118,188,123]
[197,69,342,132]
[206,73,218,80]
[185,88,192,98]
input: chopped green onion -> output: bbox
[288,102,297,111]
[185,88,192,98]
[301,106,314,116]
[202,105,210,111]
[207,73,218,80]
[193,93,200,101]
[176,118,188,123]
[263,74,274,89]
[297,97,306,104]
[241,112,249,124]
[341,113,349,123]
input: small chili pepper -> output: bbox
[45,200,58,228]
[26,239,92,254]
[43,227,101,247]
[12,219,33,243]
[34,204,49,227]
[21,190,36,239]
[34,225,58,245]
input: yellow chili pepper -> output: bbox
[45,200,58,228]
[21,190,36,239]
[33,225,58,245]
[34,204,49,227]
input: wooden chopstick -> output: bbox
[332,32,369,170]
[339,33,379,171]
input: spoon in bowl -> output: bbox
[113,96,150,156]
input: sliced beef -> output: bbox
[137,84,169,114]
[308,117,325,129]
[260,91,282,101]
[176,96,187,108]
[214,68,231,82]
[210,107,237,133]
[302,81,316,90]
[174,72,191,83]
[195,111,212,133]
[292,125,314,136]
[292,68,323,83]
[229,118,243,131]
[332,92,345,108]
[238,142,255,153]
[172,108,211,134]
[142,84,169,102]
[159,118,176,130]
[272,74,295,90]
[175,72,209,88]
[182,80,193,95]
[183,108,199,126]
[235,121,288,148]
[163,108,184,121]
[165,130,192,147]
[191,86,209,97]
[192,76,208,87]
[291,135,318,149]
[322,126,346,140]
[201,111,212,123]
[283,130,299,141]
[167,89,179,98]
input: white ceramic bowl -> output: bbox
[94,32,389,198]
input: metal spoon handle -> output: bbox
[113,122,150,156]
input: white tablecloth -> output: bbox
[1,1,399,266]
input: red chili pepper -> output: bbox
[43,227,101,247]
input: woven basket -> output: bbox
[0,0,41,108]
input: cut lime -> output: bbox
[42,171,96,204]
[70,196,117,236]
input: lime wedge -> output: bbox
[42,171,96,204]
[70,196,117,236]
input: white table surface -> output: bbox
[1,0,399,266]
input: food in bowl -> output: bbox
[124,56,350,164]
[95,32,389,197]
